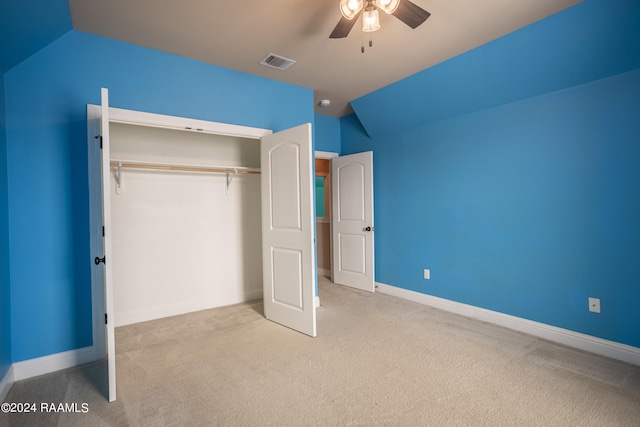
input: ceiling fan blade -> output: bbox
[392,0,431,29]
[329,9,364,38]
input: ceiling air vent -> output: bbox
[259,53,296,71]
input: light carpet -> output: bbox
[3,277,640,426]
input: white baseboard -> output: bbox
[1,365,14,402]
[12,346,97,382]
[115,290,264,327]
[376,282,640,367]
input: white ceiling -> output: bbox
[69,0,582,117]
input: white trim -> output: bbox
[376,282,640,366]
[115,290,263,327]
[315,151,339,159]
[314,151,337,289]
[89,105,273,139]
[12,346,97,382]
[0,365,14,402]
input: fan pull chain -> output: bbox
[361,32,373,53]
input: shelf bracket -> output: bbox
[115,161,124,195]
[225,168,237,195]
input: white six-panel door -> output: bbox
[261,124,317,337]
[331,151,375,292]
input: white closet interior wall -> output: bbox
[109,123,262,327]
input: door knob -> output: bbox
[94,256,106,265]
[364,226,375,232]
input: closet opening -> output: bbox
[108,122,263,327]
[88,96,317,401]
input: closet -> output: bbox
[88,88,317,402]
[108,123,263,326]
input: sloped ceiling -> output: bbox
[4,0,636,131]
[0,0,72,73]
[68,0,582,117]
[351,0,640,138]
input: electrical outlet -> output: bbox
[588,297,600,313]
[423,269,430,280]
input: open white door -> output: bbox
[331,151,375,292]
[261,123,317,337]
[98,88,117,401]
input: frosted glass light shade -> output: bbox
[340,0,364,19]
[375,0,400,14]
[362,8,381,32]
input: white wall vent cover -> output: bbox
[259,53,296,71]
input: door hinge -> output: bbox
[95,135,103,149]
[105,313,108,325]
[102,226,105,237]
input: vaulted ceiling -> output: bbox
[66,0,583,117]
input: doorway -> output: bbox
[314,151,375,292]
[314,151,338,279]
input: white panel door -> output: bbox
[331,151,375,292]
[99,88,117,402]
[261,123,317,337]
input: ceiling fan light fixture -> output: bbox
[340,0,364,19]
[362,7,381,32]
[375,0,400,14]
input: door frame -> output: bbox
[314,151,338,282]
[315,151,339,160]
[313,151,375,291]
[87,105,273,361]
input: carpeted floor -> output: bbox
[3,277,640,426]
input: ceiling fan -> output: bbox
[329,0,431,39]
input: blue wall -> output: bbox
[4,30,314,362]
[0,77,12,380]
[0,0,72,73]
[352,0,640,139]
[314,114,341,154]
[342,69,640,347]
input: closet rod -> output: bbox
[109,161,260,175]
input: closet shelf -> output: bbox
[109,160,260,175]
[109,160,259,195]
